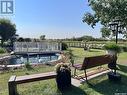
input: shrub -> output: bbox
[0,59,9,71]
[120,46,127,52]
[55,63,71,91]
[64,49,74,64]
[103,43,121,53]
[0,48,6,54]
[61,42,68,50]
[25,62,33,70]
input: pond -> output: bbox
[8,53,60,65]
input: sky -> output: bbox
[0,0,102,39]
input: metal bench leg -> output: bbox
[74,68,76,76]
[84,70,88,81]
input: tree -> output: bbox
[100,27,111,39]
[17,37,24,42]
[123,32,127,40]
[24,38,31,42]
[10,34,19,48]
[40,35,45,40]
[83,0,127,43]
[0,18,16,47]
[79,35,95,41]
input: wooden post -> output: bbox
[8,76,17,95]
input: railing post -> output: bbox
[8,75,17,95]
[27,42,29,52]
[38,42,40,52]
[60,43,62,51]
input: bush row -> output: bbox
[0,48,6,54]
[120,46,127,52]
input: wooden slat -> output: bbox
[85,55,113,69]
[73,55,114,70]
[74,68,109,80]
[82,55,114,69]
[15,72,56,84]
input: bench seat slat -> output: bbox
[15,72,56,84]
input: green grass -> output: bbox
[80,64,127,95]
[70,47,105,63]
[0,48,6,54]
[0,65,54,95]
[117,52,127,64]
[0,47,127,95]
[71,47,127,95]
[70,47,127,64]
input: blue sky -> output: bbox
[1,0,102,39]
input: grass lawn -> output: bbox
[0,47,127,95]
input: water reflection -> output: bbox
[9,54,59,65]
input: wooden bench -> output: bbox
[8,72,56,95]
[72,55,116,81]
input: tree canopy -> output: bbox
[40,35,46,40]
[83,0,127,42]
[83,0,127,28]
[0,18,16,46]
[17,37,24,42]
[100,27,111,39]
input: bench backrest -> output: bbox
[81,55,115,70]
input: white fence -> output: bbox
[14,42,62,52]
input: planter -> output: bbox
[55,63,71,91]
[106,50,117,55]
[107,72,121,81]
[104,43,121,56]
[56,69,71,91]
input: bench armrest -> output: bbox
[8,75,17,95]
[8,75,16,83]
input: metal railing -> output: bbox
[13,42,62,52]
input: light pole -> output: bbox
[109,19,123,44]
